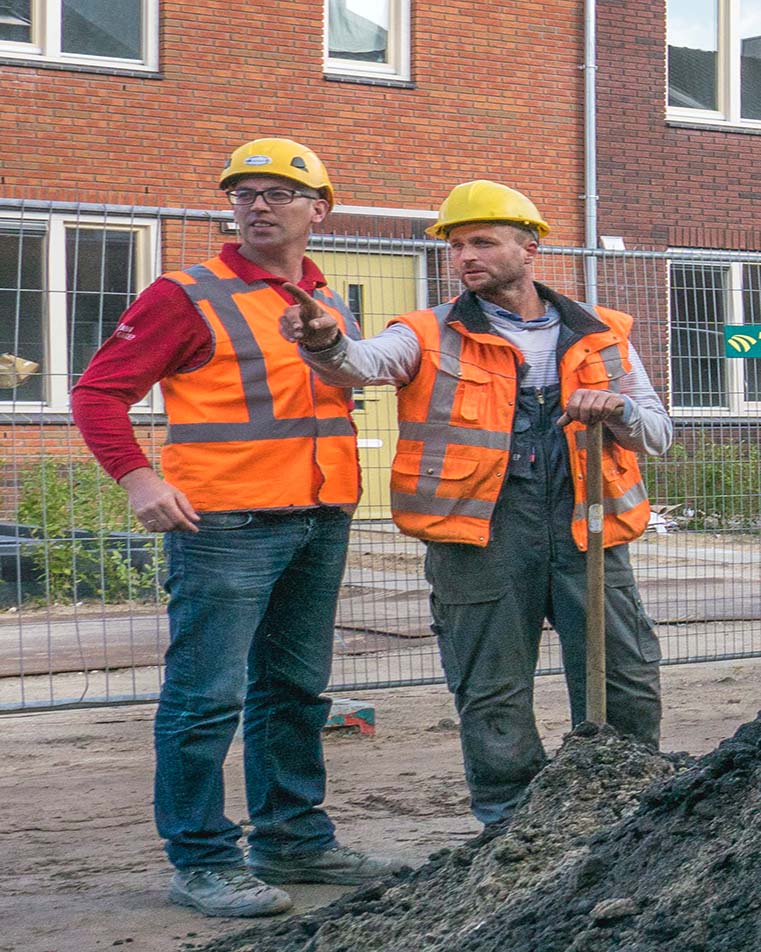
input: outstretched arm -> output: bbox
[280,283,421,387]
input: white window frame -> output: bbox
[324,0,410,82]
[0,0,159,71]
[669,255,761,418]
[667,0,761,128]
[0,211,160,413]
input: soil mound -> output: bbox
[192,715,761,952]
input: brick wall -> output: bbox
[4,0,585,245]
[596,0,761,251]
[0,423,163,519]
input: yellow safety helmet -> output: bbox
[426,180,550,240]
[219,137,335,209]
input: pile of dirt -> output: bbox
[192,715,761,952]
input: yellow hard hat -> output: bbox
[426,180,550,240]
[219,137,335,209]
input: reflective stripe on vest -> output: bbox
[572,482,649,523]
[165,263,355,445]
[390,302,515,545]
[597,344,627,391]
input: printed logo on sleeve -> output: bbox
[115,323,136,341]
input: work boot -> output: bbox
[248,844,406,885]
[169,866,292,918]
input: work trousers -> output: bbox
[154,507,351,869]
[426,386,661,825]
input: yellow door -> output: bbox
[310,249,420,519]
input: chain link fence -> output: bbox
[1,200,760,710]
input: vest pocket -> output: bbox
[576,353,630,387]
[392,452,480,503]
[430,353,492,423]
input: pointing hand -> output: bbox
[280,282,341,351]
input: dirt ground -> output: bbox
[201,718,761,952]
[2,658,760,952]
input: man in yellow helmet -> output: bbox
[72,138,402,919]
[282,179,673,831]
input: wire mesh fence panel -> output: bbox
[1,200,760,710]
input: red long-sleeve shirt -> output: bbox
[71,243,328,482]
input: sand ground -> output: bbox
[1,657,760,952]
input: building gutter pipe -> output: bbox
[583,0,599,304]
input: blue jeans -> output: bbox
[154,507,351,870]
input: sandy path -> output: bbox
[1,658,759,952]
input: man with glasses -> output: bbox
[72,138,403,919]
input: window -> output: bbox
[346,282,364,325]
[667,0,761,125]
[670,259,761,414]
[325,0,410,82]
[0,214,159,411]
[0,221,45,403]
[0,0,158,70]
[346,282,365,409]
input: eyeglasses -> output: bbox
[226,186,319,207]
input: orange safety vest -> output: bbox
[389,287,651,550]
[160,255,361,512]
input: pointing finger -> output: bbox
[283,282,318,309]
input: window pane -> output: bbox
[741,0,761,119]
[742,264,761,400]
[62,0,141,60]
[668,0,718,110]
[66,228,137,383]
[0,0,31,43]
[670,263,727,408]
[346,284,365,410]
[329,0,388,63]
[0,228,45,402]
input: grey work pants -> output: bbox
[425,390,661,825]
[429,552,661,824]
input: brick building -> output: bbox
[0,0,759,503]
[0,0,588,519]
[1,1,584,225]
[595,0,761,424]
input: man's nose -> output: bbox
[251,193,271,210]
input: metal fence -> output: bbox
[1,200,760,711]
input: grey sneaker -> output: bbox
[247,844,406,885]
[169,866,293,918]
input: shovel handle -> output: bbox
[585,420,607,725]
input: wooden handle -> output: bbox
[585,420,607,725]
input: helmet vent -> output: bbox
[290,156,307,170]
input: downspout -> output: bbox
[583,0,598,305]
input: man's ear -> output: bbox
[310,198,331,225]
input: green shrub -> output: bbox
[16,459,165,604]
[642,435,761,530]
